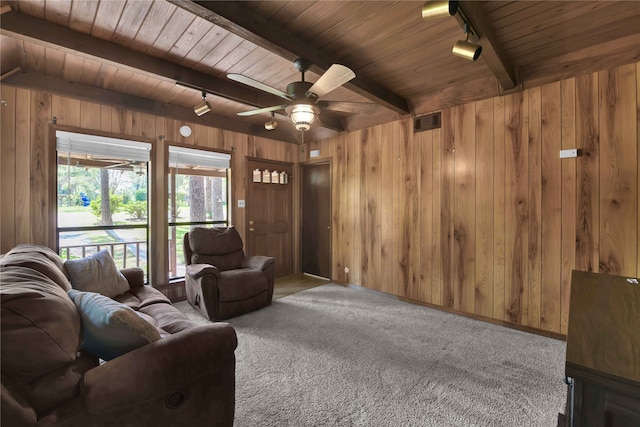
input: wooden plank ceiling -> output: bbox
[1,0,639,143]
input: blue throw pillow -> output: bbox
[68,289,161,360]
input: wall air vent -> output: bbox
[414,112,441,133]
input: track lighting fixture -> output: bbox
[452,22,482,61]
[421,2,482,62]
[421,1,458,20]
[193,91,212,116]
[265,112,278,130]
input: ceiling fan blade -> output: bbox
[306,64,355,98]
[228,74,293,101]
[317,113,345,132]
[318,101,378,114]
[237,105,288,117]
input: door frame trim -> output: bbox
[299,157,332,280]
[246,156,293,166]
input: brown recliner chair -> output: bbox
[184,226,276,321]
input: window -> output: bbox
[168,145,230,278]
[56,131,151,277]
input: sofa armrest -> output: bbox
[81,323,237,414]
[186,263,221,279]
[120,267,145,288]
[241,255,275,271]
[1,383,37,427]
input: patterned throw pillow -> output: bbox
[64,250,130,298]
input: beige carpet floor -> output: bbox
[174,284,567,427]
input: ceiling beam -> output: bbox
[458,1,518,91]
[167,0,412,116]
[0,10,287,109]
[2,70,300,144]
[412,75,499,116]
[0,9,345,136]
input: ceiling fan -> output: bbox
[228,58,378,132]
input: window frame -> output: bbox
[55,130,151,275]
[167,144,232,279]
[49,128,234,287]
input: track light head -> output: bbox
[452,22,482,61]
[194,101,212,116]
[265,113,278,130]
[193,91,212,116]
[422,0,458,20]
[452,40,482,61]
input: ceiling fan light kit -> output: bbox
[286,103,320,132]
[193,91,212,116]
[422,1,482,61]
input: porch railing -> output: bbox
[59,241,147,269]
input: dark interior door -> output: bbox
[302,162,331,278]
[246,159,293,277]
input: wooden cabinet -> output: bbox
[561,270,640,427]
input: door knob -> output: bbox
[249,228,255,232]
[249,220,254,225]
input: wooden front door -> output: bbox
[246,159,293,277]
[302,162,331,279]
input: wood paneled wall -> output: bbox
[304,62,639,335]
[2,62,639,335]
[0,87,299,285]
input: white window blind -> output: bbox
[169,145,230,169]
[56,131,151,162]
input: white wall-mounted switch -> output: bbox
[237,200,245,208]
[559,149,578,158]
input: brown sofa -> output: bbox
[184,227,275,321]
[1,244,237,427]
